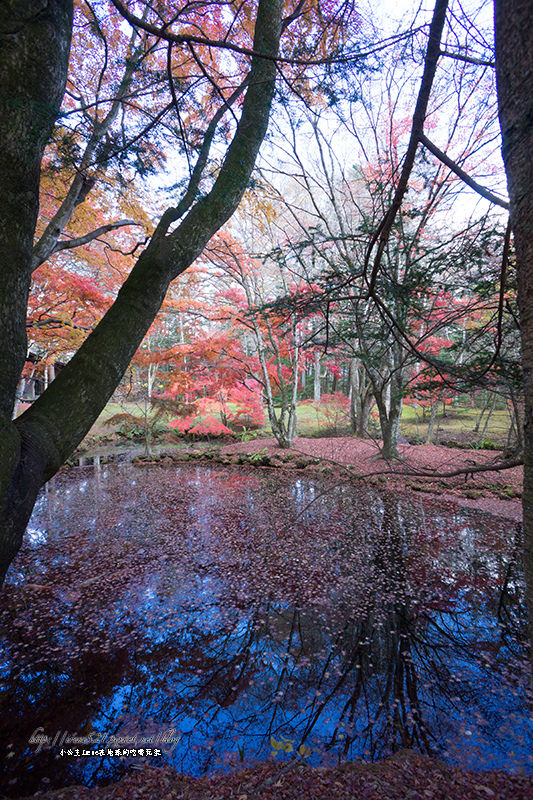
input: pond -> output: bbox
[0,463,531,795]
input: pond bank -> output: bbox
[77,435,523,522]
[222,437,524,521]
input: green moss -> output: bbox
[463,489,483,499]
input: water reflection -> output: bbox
[0,464,531,795]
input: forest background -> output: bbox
[20,0,517,457]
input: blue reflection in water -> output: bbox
[0,464,531,796]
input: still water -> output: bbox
[0,463,531,794]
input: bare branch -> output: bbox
[26,319,92,331]
[166,41,192,176]
[31,24,150,270]
[281,0,306,32]
[51,219,140,255]
[364,0,450,297]
[152,77,248,237]
[440,48,494,67]
[110,0,424,67]
[42,220,141,261]
[419,133,509,209]
[392,456,523,480]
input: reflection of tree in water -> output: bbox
[321,500,528,764]
[0,468,531,795]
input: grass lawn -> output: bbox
[400,403,514,447]
[267,401,515,448]
[89,400,171,437]
[86,396,516,451]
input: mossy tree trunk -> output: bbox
[0,0,74,581]
[494,0,533,659]
[0,0,282,582]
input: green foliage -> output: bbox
[239,427,260,442]
[474,438,499,451]
[247,447,269,463]
[103,412,146,440]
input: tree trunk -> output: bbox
[0,1,73,425]
[494,0,533,659]
[349,358,360,434]
[0,0,73,582]
[473,392,492,433]
[313,351,321,403]
[425,395,440,445]
[367,357,404,459]
[349,359,373,438]
[509,385,525,452]
[357,389,373,438]
[13,377,26,420]
[384,378,391,416]
[379,404,402,460]
[478,394,496,444]
[0,0,283,582]
[288,342,300,443]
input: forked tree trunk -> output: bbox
[0,0,282,583]
[495,0,533,659]
[349,359,373,438]
[473,392,493,433]
[478,394,497,445]
[377,402,402,460]
[357,390,373,438]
